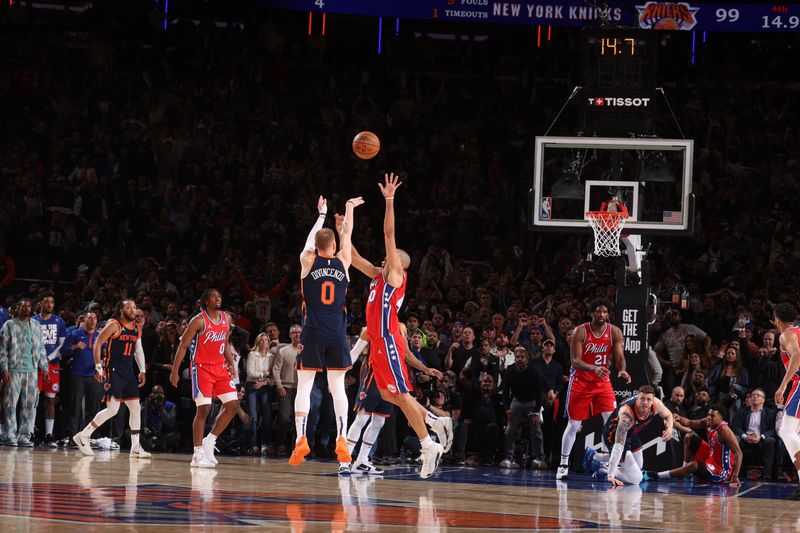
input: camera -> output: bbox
[150,393,165,405]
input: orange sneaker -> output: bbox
[288,436,311,466]
[335,436,352,463]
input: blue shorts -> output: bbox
[103,367,139,402]
[354,358,394,417]
[602,425,643,453]
[354,383,394,417]
[297,341,351,371]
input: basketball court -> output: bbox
[0,447,797,531]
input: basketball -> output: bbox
[352,131,380,160]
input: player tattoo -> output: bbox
[615,410,633,445]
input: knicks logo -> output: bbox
[635,1,699,30]
[359,391,367,401]
[202,330,226,344]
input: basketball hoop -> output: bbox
[586,207,628,257]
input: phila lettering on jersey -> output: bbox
[572,322,613,383]
[191,309,229,366]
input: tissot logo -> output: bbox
[588,97,651,107]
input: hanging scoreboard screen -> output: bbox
[269,0,800,33]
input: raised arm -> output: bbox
[612,325,631,384]
[776,329,800,406]
[607,406,634,486]
[351,244,382,279]
[300,196,328,278]
[169,314,204,387]
[379,173,404,287]
[336,197,364,270]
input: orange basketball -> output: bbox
[352,131,380,160]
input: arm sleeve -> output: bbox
[303,213,327,253]
[134,338,146,373]
[607,442,625,477]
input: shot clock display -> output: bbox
[581,29,657,135]
[598,36,639,56]
[583,30,655,91]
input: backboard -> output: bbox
[531,136,694,235]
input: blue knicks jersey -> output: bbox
[103,319,141,375]
[301,254,349,345]
[604,395,656,448]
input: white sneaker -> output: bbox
[73,434,94,456]
[420,442,443,479]
[201,435,219,465]
[430,416,453,453]
[190,451,215,468]
[130,445,152,458]
[351,460,384,475]
[337,464,352,476]
[556,465,569,480]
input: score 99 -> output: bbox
[715,8,740,22]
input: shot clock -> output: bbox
[582,29,655,91]
[581,29,657,135]
[598,37,639,56]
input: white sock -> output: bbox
[425,411,439,426]
[346,412,371,454]
[127,400,141,449]
[357,416,385,464]
[206,433,217,444]
[194,446,202,455]
[45,419,54,435]
[295,416,307,439]
[350,338,368,363]
[80,425,94,439]
[658,471,671,479]
[560,454,570,467]
[420,436,434,449]
[328,370,349,439]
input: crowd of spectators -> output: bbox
[0,7,799,479]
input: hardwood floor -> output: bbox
[0,448,797,531]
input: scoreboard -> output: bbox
[268,0,800,33]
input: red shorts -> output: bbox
[191,362,237,403]
[368,332,412,396]
[38,363,60,397]
[693,440,732,483]
[565,376,616,421]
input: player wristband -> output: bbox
[385,196,394,200]
[95,364,103,374]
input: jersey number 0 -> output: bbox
[321,281,335,305]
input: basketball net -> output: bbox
[586,204,629,257]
